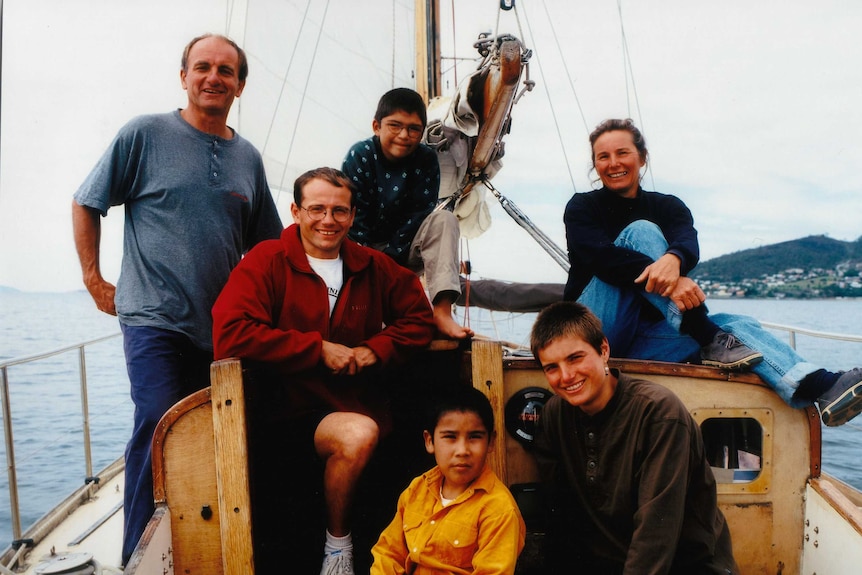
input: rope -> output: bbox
[507,0,528,47]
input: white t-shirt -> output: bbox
[306,254,344,315]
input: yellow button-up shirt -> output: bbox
[371,464,526,574]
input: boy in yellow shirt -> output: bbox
[370,386,526,574]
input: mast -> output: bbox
[414,0,441,101]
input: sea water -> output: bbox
[1,291,861,551]
[0,290,131,552]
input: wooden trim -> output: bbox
[125,506,173,575]
[210,358,255,575]
[805,406,822,478]
[470,340,508,484]
[504,354,768,385]
[809,477,862,537]
[429,339,460,352]
[820,473,862,507]
[151,387,212,504]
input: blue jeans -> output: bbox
[121,324,212,564]
[577,220,820,408]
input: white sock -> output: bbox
[324,530,352,555]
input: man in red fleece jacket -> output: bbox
[212,166,435,575]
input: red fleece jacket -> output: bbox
[211,224,435,423]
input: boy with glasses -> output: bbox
[342,88,473,340]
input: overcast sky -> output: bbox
[1,0,860,293]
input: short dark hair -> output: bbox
[293,167,357,207]
[426,385,495,436]
[374,87,427,127]
[530,301,606,358]
[182,34,249,83]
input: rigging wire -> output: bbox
[449,0,458,88]
[541,1,590,137]
[241,1,252,107]
[440,0,481,94]
[223,1,241,127]
[224,0,235,30]
[616,0,654,190]
[618,2,631,118]
[276,0,333,201]
[519,1,577,194]
[484,178,570,273]
[261,0,315,204]
[391,0,396,89]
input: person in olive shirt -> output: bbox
[530,301,738,575]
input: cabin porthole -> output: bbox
[692,409,774,494]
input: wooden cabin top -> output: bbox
[129,341,862,575]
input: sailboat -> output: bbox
[2,1,862,574]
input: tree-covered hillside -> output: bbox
[692,235,861,282]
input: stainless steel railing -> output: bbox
[0,333,122,542]
[761,321,862,349]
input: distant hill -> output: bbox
[692,235,862,282]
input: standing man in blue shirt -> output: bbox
[71,33,282,566]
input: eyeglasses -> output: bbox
[300,205,353,223]
[381,121,424,139]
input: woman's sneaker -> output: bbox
[700,331,763,370]
[818,368,862,427]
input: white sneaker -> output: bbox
[320,548,354,575]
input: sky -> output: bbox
[1,0,860,293]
